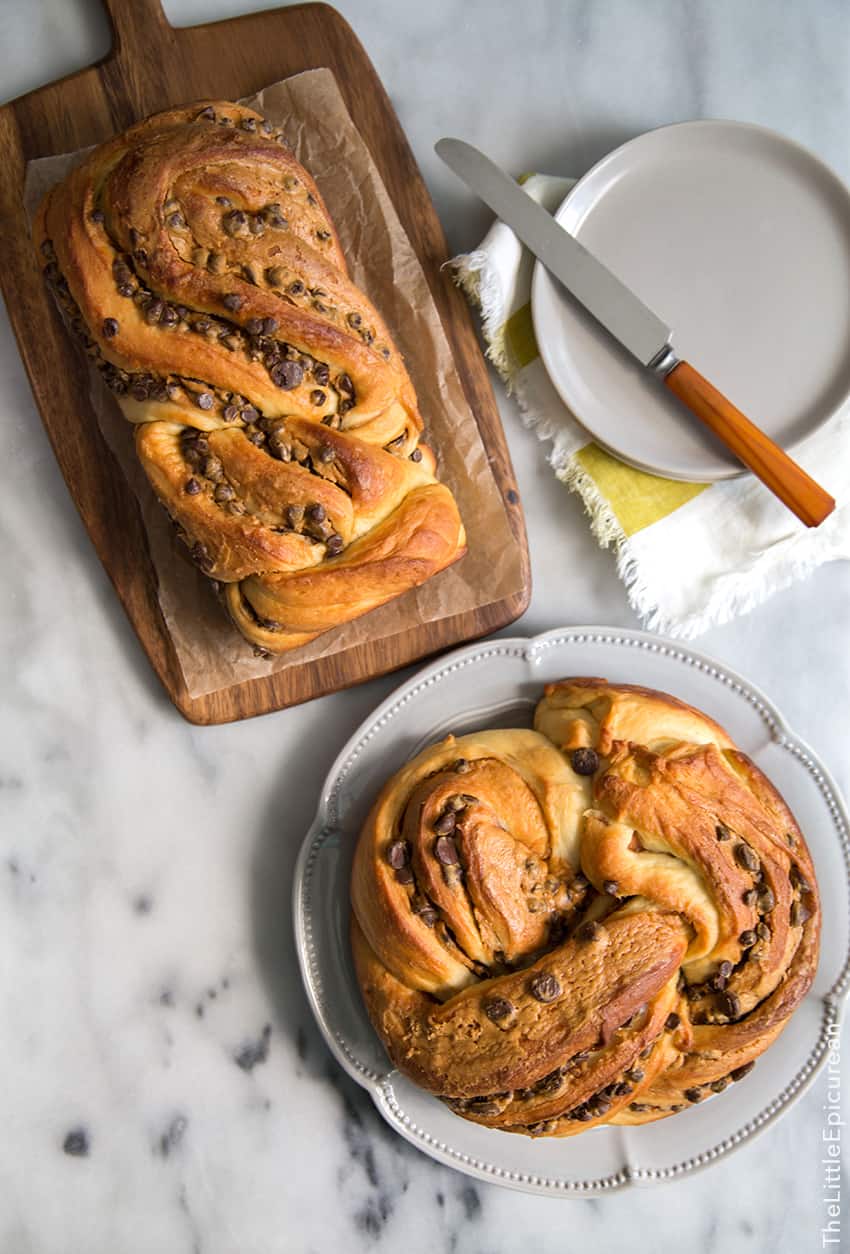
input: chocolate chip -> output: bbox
[394,866,414,885]
[409,448,422,462]
[241,405,259,424]
[270,360,304,390]
[790,866,811,892]
[602,880,619,898]
[160,306,178,326]
[223,405,240,423]
[576,920,600,942]
[710,1078,729,1093]
[758,886,776,913]
[267,432,291,461]
[483,997,513,1023]
[717,991,741,1019]
[288,280,305,295]
[318,445,335,464]
[570,747,599,776]
[168,212,185,229]
[214,483,235,503]
[665,1013,680,1031]
[715,823,731,841]
[734,842,760,873]
[684,1087,703,1103]
[184,478,201,495]
[718,961,733,979]
[743,888,758,907]
[199,106,216,120]
[739,929,757,948]
[246,318,264,335]
[625,1068,644,1083]
[467,1099,502,1117]
[223,293,243,312]
[117,282,135,297]
[434,811,456,835]
[316,229,331,241]
[314,363,330,386]
[144,299,163,325]
[529,972,561,1003]
[215,195,232,207]
[89,209,105,224]
[434,835,459,865]
[310,389,327,406]
[386,841,409,869]
[756,921,771,941]
[102,318,119,338]
[190,541,213,571]
[731,1061,755,1081]
[325,534,344,556]
[196,392,214,410]
[306,503,326,524]
[790,900,811,927]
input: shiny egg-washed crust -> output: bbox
[350,679,820,1137]
[34,101,465,653]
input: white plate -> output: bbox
[293,627,850,1196]
[531,121,850,481]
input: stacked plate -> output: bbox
[531,120,850,481]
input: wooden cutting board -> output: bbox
[0,0,529,724]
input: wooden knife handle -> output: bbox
[664,361,835,527]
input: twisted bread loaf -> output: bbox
[351,679,820,1136]
[34,102,466,654]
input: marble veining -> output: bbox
[1,1,848,1251]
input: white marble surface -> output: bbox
[1,1,848,1251]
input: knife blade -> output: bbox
[435,136,673,371]
[436,136,835,527]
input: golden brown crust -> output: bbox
[34,101,465,653]
[350,680,820,1137]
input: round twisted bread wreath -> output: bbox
[350,680,820,1136]
[34,102,465,654]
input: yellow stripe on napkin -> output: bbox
[574,443,709,535]
[496,303,708,534]
[503,303,539,371]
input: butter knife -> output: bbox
[436,137,835,527]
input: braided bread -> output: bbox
[351,679,820,1136]
[34,102,466,653]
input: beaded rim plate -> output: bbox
[292,627,850,1195]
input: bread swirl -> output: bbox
[351,679,820,1136]
[34,102,466,654]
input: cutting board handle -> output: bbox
[101,0,170,51]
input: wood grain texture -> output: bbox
[664,361,835,527]
[0,0,529,724]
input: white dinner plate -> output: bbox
[293,627,850,1196]
[531,121,850,481]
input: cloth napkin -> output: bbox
[451,173,850,638]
